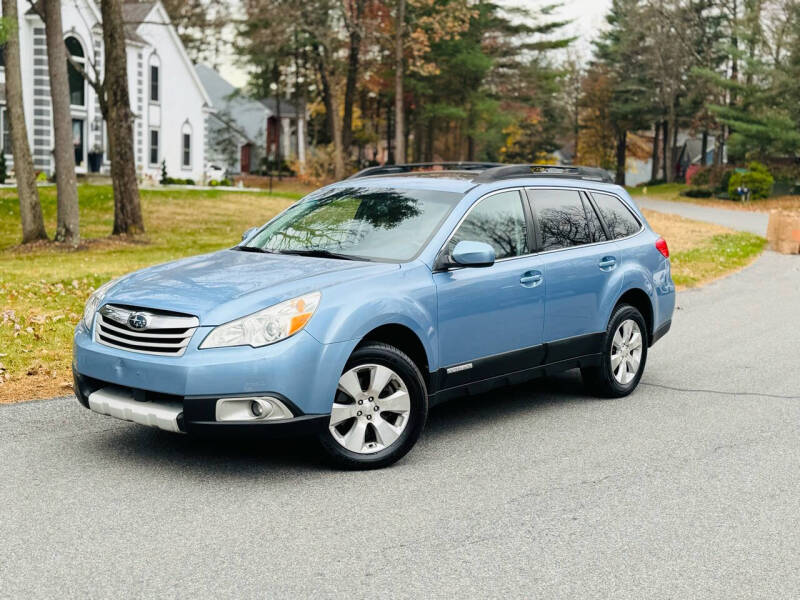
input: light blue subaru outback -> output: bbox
[74,164,675,468]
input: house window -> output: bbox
[150,64,159,103]
[182,133,191,168]
[65,36,85,107]
[1,109,9,154]
[149,129,159,165]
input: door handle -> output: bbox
[520,270,543,287]
[598,256,617,271]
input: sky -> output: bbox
[217,0,614,89]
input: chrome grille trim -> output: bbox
[95,305,198,357]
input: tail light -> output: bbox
[655,237,669,258]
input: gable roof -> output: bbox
[196,64,267,144]
[122,2,157,45]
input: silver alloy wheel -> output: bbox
[611,319,643,385]
[329,363,411,454]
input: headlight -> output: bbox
[82,278,119,330]
[200,292,321,349]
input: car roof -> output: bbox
[331,168,625,197]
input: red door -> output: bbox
[240,144,251,173]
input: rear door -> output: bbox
[433,189,546,386]
[526,188,622,358]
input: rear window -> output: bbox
[529,189,593,251]
[591,192,641,239]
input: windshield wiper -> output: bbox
[277,249,364,261]
[233,246,277,254]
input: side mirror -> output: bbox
[241,227,258,242]
[451,240,496,268]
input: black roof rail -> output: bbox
[472,164,615,184]
[348,161,503,179]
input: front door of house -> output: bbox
[241,144,251,173]
[72,119,85,168]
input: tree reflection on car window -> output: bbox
[447,191,528,260]
[529,189,593,251]
[245,187,461,262]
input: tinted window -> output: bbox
[448,191,529,260]
[530,189,593,251]
[592,192,641,239]
[150,65,160,102]
[584,198,606,242]
[246,187,462,262]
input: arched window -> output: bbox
[181,121,192,168]
[149,54,161,103]
[65,36,85,107]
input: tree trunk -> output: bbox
[315,50,345,179]
[4,0,47,243]
[386,98,394,164]
[342,0,364,152]
[700,130,708,166]
[614,128,627,186]
[101,0,144,235]
[668,113,678,183]
[650,122,660,182]
[393,0,406,164]
[661,120,669,181]
[42,0,79,245]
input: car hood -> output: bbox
[103,249,398,325]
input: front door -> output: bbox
[240,144,251,173]
[433,189,545,388]
[72,119,85,168]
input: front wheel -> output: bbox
[582,304,648,398]
[318,342,428,469]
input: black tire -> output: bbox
[581,304,648,398]
[318,342,428,470]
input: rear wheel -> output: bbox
[319,342,428,469]
[582,304,648,398]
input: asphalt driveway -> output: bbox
[2,251,799,598]
[635,196,769,236]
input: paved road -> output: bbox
[635,196,769,236]
[3,252,800,599]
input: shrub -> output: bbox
[160,160,168,185]
[728,161,774,200]
[681,187,713,198]
[35,171,48,182]
[690,166,734,192]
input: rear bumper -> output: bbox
[74,370,329,438]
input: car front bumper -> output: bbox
[73,322,355,435]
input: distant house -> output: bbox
[196,64,306,175]
[625,131,724,186]
[0,0,211,182]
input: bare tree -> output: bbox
[41,0,80,245]
[101,0,144,235]
[394,0,406,164]
[3,0,47,243]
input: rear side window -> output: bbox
[591,192,641,239]
[448,190,529,260]
[529,189,593,251]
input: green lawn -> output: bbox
[626,182,687,198]
[0,185,297,401]
[669,231,767,287]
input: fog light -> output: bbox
[215,396,294,422]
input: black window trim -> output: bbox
[524,186,644,256]
[434,187,535,271]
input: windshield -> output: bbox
[243,186,463,262]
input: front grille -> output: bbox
[95,304,199,356]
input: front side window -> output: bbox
[529,189,593,251]
[150,65,160,102]
[149,129,159,165]
[591,192,641,239]
[66,36,85,107]
[447,190,529,260]
[244,187,462,262]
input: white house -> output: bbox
[0,0,211,182]
[196,64,306,175]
